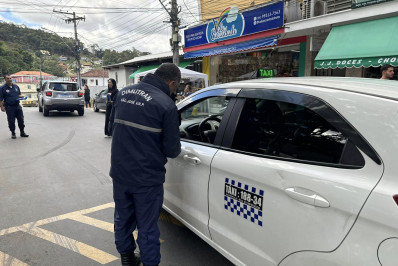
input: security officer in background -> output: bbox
[0,74,29,139]
[109,63,181,266]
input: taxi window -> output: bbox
[180,96,229,144]
[231,98,364,166]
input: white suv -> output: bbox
[37,81,84,116]
[164,77,398,266]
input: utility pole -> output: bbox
[159,0,181,66]
[53,9,85,88]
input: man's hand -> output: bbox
[1,106,5,112]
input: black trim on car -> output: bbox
[216,147,365,169]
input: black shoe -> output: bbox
[20,131,29,137]
[11,132,16,139]
[120,253,140,266]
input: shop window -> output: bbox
[231,98,363,166]
[215,51,299,84]
[179,96,229,144]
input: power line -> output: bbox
[54,9,85,87]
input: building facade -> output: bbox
[183,0,398,84]
[81,69,109,96]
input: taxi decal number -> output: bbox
[224,178,264,226]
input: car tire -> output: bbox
[43,105,49,116]
[94,102,99,112]
[78,107,84,116]
[39,103,43,112]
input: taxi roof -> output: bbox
[222,77,398,101]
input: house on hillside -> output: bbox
[81,63,93,74]
[58,63,69,73]
[11,71,57,84]
[81,69,109,96]
[59,56,68,62]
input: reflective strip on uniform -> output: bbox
[115,119,162,133]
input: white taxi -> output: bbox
[164,77,398,266]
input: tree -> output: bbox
[42,60,65,77]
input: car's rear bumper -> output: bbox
[44,98,84,110]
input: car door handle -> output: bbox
[285,187,330,208]
[183,155,201,165]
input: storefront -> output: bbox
[183,1,306,85]
[314,16,398,78]
[209,48,301,84]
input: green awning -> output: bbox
[314,16,398,69]
[179,60,195,68]
[129,64,160,79]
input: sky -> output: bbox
[0,0,201,54]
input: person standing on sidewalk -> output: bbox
[84,84,91,108]
[0,74,29,139]
[105,78,118,137]
[109,63,181,266]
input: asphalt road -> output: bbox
[0,107,233,266]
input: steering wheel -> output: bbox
[198,115,221,142]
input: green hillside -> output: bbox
[0,22,150,78]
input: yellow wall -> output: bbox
[200,0,274,21]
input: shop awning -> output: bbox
[184,35,278,59]
[129,64,160,79]
[179,60,195,68]
[314,16,398,69]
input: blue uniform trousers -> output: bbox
[5,105,25,133]
[113,180,163,265]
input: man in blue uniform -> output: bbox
[0,74,29,139]
[109,63,181,266]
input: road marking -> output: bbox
[0,202,170,264]
[68,214,114,232]
[18,224,118,264]
[0,251,29,266]
[0,202,114,237]
[0,203,117,265]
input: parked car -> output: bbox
[93,89,108,112]
[164,77,398,266]
[21,98,37,107]
[37,81,84,116]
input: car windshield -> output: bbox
[50,83,78,91]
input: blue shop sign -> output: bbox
[184,35,278,59]
[184,1,284,48]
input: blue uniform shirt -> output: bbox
[0,83,21,107]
